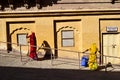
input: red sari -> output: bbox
[27,32,38,60]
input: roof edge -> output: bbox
[0,9,120,18]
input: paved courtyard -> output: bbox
[0,51,81,69]
[1,50,120,80]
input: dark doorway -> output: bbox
[53,21,58,58]
[6,22,12,52]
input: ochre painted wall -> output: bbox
[0,10,120,59]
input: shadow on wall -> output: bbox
[1,66,120,80]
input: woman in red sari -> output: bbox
[27,32,38,60]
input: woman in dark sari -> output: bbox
[27,32,38,60]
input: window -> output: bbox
[17,33,27,46]
[61,30,74,47]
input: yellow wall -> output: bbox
[0,10,120,59]
[100,20,120,33]
[56,20,81,58]
[82,16,99,50]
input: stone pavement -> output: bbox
[0,50,120,71]
[1,51,120,80]
[0,51,83,69]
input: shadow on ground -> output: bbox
[0,66,120,80]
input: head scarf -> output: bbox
[90,43,98,54]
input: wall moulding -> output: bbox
[0,9,120,18]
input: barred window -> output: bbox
[17,33,27,46]
[61,30,74,47]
